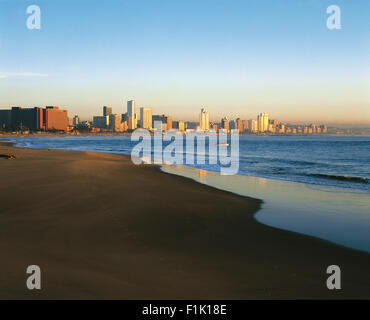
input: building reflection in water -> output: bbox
[198,169,208,183]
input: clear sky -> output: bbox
[0,0,369,125]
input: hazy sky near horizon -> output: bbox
[0,0,369,124]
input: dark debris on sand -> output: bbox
[0,154,16,159]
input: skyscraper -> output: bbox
[127,100,137,129]
[140,107,152,130]
[249,119,258,132]
[242,120,248,131]
[235,118,243,132]
[199,108,209,131]
[257,112,269,132]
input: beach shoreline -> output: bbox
[161,164,370,254]
[0,142,369,299]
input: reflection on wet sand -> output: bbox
[162,164,370,253]
[198,169,207,182]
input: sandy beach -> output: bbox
[0,142,369,299]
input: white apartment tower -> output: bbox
[199,107,210,131]
[127,100,137,129]
[140,107,152,130]
[257,112,269,132]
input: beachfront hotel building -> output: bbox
[257,112,269,132]
[140,107,152,130]
[235,118,244,132]
[0,106,68,131]
[199,108,210,131]
[127,100,137,130]
[109,114,124,132]
[243,120,249,131]
[249,119,258,132]
[93,115,109,129]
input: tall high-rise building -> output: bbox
[199,108,209,131]
[235,118,243,132]
[127,115,134,130]
[42,106,68,131]
[242,120,248,131]
[166,116,172,130]
[140,107,152,130]
[103,106,112,117]
[249,119,258,132]
[127,100,137,129]
[257,112,269,132]
[127,100,135,117]
[109,114,122,132]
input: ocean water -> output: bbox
[238,136,370,192]
[4,135,370,193]
[3,135,370,252]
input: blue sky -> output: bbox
[0,0,369,124]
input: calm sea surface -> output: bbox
[5,135,369,192]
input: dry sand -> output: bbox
[0,143,369,299]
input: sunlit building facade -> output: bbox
[257,112,269,132]
[199,108,210,131]
[140,107,152,130]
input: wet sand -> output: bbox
[0,143,369,299]
[162,165,370,253]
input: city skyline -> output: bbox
[2,100,368,129]
[0,102,359,133]
[0,0,369,125]
[84,102,331,135]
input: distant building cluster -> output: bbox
[90,100,173,133]
[88,104,328,135]
[220,112,328,135]
[192,110,327,135]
